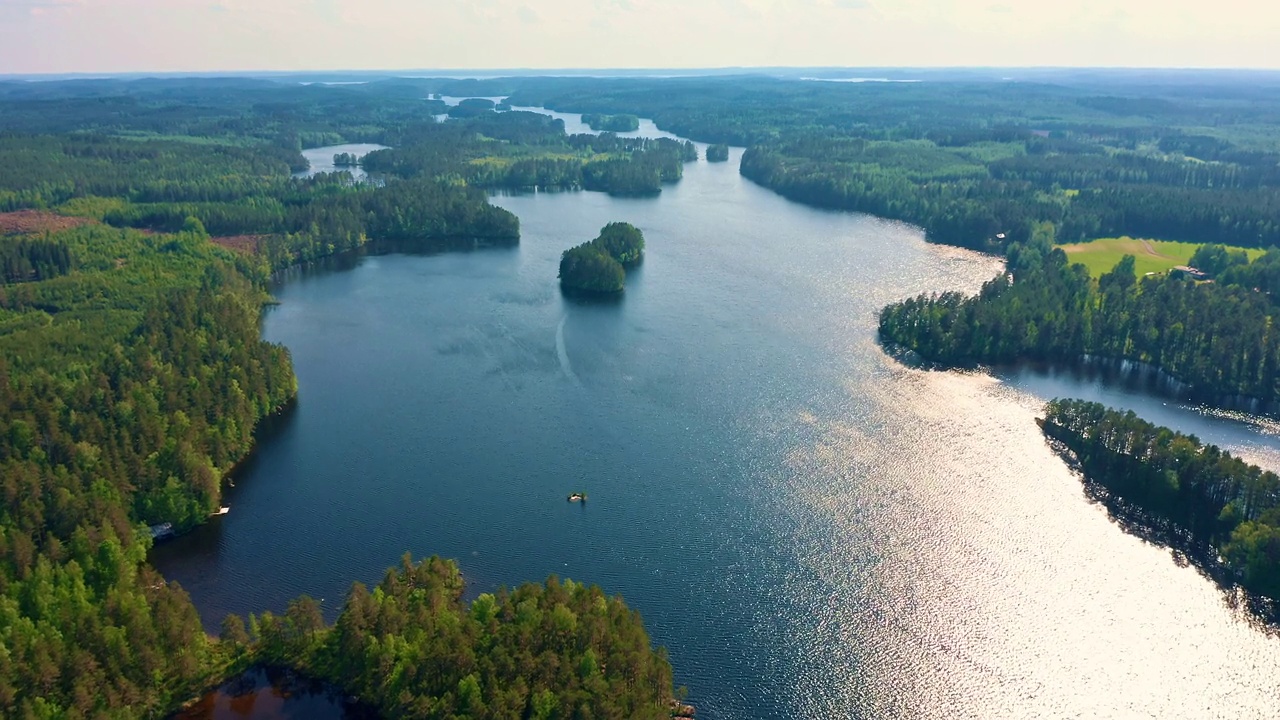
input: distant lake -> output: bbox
[292,143,388,182]
[156,111,1280,719]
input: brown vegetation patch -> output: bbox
[0,210,94,235]
[211,235,265,254]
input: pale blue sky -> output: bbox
[0,0,1276,74]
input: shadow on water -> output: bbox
[884,343,1279,420]
[170,667,375,720]
[1007,357,1276,417]
[1045,439,1280,630]
[558,285,626,305]
[270,237,520,288]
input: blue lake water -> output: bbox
[156,117,1280,719]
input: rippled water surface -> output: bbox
[155,115,1280,719]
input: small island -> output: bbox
[332,152,360,167]
[559,222,646,294]
[447,97,497,118]
[583,113,641,132]
[706,143,730,162]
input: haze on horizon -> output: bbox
[0,0,1277,75]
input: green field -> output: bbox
[1057,237,1266,278]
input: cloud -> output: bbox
[517,4,538,24]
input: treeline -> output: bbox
[560,222,645,294]
[741,139,1052,252]
[0,76,448,148]
[1042,399,1279,600]
[235,555,677,719]
[879,236,1280,404]
[741,136,1280,252]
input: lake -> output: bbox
[155,117,1280,719]
[292,143,388,182]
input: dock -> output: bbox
[149,522,175,540]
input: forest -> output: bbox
[879,235,1280,405]
[0,219,297,717]
[1041,399,1280,601]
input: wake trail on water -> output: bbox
[556,315,579,384]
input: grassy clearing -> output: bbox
[1057,236,1266,278]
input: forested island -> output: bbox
[583,113,641,132]
[559,222,645,293]
[333,152,361,166]
[447,97,498,118]
[1041,400,1279,601]
[705,144,730,162]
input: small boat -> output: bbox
[213,506,230,516]
[567,492,587,503]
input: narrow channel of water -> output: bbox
[157,114,1280,719]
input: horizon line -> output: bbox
[5,65,1280,81]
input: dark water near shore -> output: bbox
[156,118,1280,718]
[171,667,375,720]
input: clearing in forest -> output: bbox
[0,210,94,235]
[1057,236,1265,278]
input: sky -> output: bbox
[0,0,1277,74]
